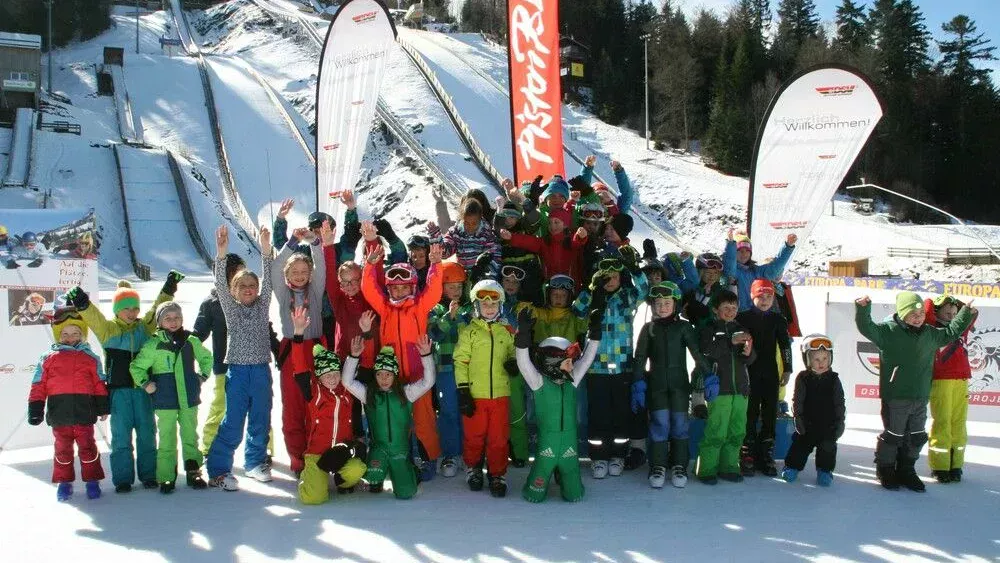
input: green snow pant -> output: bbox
[155,407,202,484]
[522,430,583,503]
[509,373,529,462]
[364,443,418,499]
[201,374,276,457]
[695,395,748,479]
[109,387,157,486]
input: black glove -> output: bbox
[373,219,399,243]
[350,439,368,462]
[469,251,492,285]
[567,175,591,195]
[515,309,535,349]
[587,308,604,341]
[28,401,44,426]
[619,245,640,273]
[503,358,519,377]
[527,175,545,203]
[66,286,90,310]
[27,258,43,268]
[458,384,475,417]
[4,260,17,269]
[294,372,312,402]
[691,404,708,420]
[590,283,608,313]
[317,444,352,473]
[161,270,185,296]
[642,238,657,260]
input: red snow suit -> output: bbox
[508,231,588,290]
[292,339,355,455]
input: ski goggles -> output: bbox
[696,254,723,270]
[501,265,526,281]
[548,275,575,291]
[580,207,605,221]
[803,337,833,352]
[649,282,682,300]
[497,207,523,220]
[596,258,624,272]
[385,265,416,283]
[540,342,582,361]
[932,294,956,308]
[407,235,430,249]
[474,288,503,302]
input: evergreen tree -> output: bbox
[649,1,699,148]
[833,0,866,54]
[773,0,820,78]
[937,15,997,85]
[689,10,726,140]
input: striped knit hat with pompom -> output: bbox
[113,280,141,314]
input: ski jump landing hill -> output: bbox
[2,108,35,188]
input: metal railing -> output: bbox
[110,143,152,280]
[887,246,1000,265]
[166,149,215,267]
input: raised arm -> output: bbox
[931,303,975,346]
[404,336,436,402]
[854,298,888,348]
[612,163,633,214]
[341,354,367,403]
[756,238,796,280]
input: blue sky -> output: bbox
[673,0,1000,73]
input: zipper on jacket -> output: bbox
[488,322,496,399]
[560,385,564,431]
[386,395,392,442]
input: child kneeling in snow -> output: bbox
[516,305,602,503]
[342,329,436,500]
[28,307,109,501]
[289,307,366,504]
[781,334,845,487]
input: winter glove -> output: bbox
[4,260,17,269]
[457,384,475,417]
[317,444,352,474]
[469,252,492,285]
[587,308,605,341]
[27,401,44,426]
[350,439,369,462]
[619,245,640,274]
[161,270,185,296]
[691,391,708,419]
[503,359,519,377]
[294,372,312,402]
[630,380,646,414]
[703,374,720,403]
[66,286,90,310]
[794,416,806,435]
[515,309,535,349]
[527,174,545,203]
[567,175,593,197]
[27,258,43,268]
[780,369,792,387]
[642,238,657,260]
[373,218,400,244]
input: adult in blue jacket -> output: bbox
[722,230,797,311]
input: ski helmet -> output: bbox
[384,263,418,286]
[534,336,582,381]
[441,261,467,285]
[0,225,7,237]
[800,333,833,365]
[544,274,576,304]
[307,211,335,230]
[696,252,723,270]
[407,234,430,250]
[649,281,682,303]
[22,231,37,243]
[470,279,505,303]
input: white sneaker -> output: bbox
[649,466,666,489]
[592,460,609,479]
[245,463,273,483]
[209,473,239,491]
[440,457,459,478]
[670,465,688,488]
[608,457,625,476]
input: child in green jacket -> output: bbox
[854,292,974,492]
[130,302,213,494]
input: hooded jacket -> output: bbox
[29,343,109,427]
[923,299,977,381]
[130,329,213,410]
[78,291,171,389]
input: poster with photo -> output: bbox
[0,209,100,450]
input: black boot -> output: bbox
[756,439,778,477]
[488,475,508,498]
[159,481,176,494]
[931,470,952,484]
[876,464,899,490]
[624,447,647,471]
[466,462,485,492]
[740,444,756,477]
[896,459,926,492]
[949,468,963,483]
[185,460,207,489]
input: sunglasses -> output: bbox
[502,265,526,280]
[597,259,624,272]
[650,284,682,300]
[385,266,415,282]
[803,337,833,352]
[548,275,575,291]
[475,289,503,302]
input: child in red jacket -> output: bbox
[500,207,588,290]
[290,307,366,504]
[924,295,978,483]
[28,307,109,501]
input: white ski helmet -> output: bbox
[470,279,505,303]
[800,333,833,364]
[535,336,581,381]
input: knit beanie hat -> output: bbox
[51,306,88,341]
[113,280,141,314]
[750,279,776,298]
[225,253,246,285]
[540,176,570,202]
[610,213,634,239]
[313,344,342,376]
[734,234,752,254]
[497,201,523,220]
[374,346,399,375]
[155,301,183,327]
[549,207,573,226]
[895,291,923,319]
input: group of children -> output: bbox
[26,163,980,503]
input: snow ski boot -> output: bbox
[670,465,688,488]
[57,482,73,502]
[876,465,899,490]
[756,440,778,477]
[85,481,101,500]
[739,445,756,477]
[488,475,508,498]
[648,466,667,489]
[185,460,208,489]
[949,468,962,482]
[467,462,485,492]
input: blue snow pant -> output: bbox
[435,365,462,459]
[109,387,157,486]
[648,409,690,469]
[206,364,273,478]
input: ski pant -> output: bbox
[522,429,584,503]
[154,407,201,483]
[928,379,969,471]
[587,373,630,461]
[875,399,928,467]
[298,452,367,505]
[52,424,104,483]
[695,394,748,478]
[435,365,462,460]
[279,338,310,474]
[412,392,441,462]
[201,374,275,457]
[462,397,510,477]
[648,409,690,470]
[365,442,418,499]
[206,364,272,478]
[109,386,156,486]
[576,382,588,456]
[783,432,837,472]
[508,373,529,462]
[746,368,779,445]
